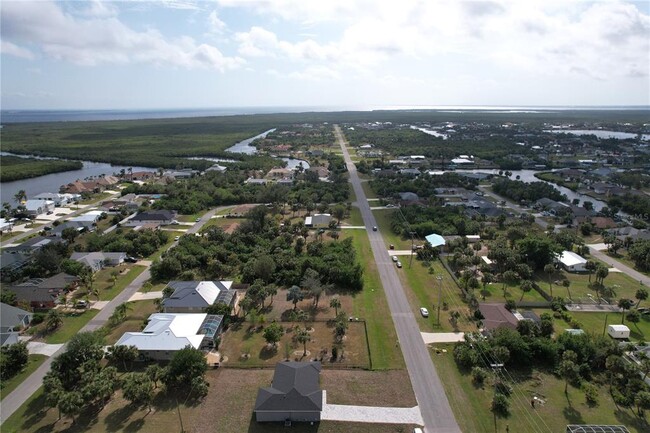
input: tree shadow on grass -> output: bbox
[104,404,137,432]
[614,408,648,432]
[562,405,584,425]
[259,345,278,360]
[20,393,49,430]
[123,417,145,433]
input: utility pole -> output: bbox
[490,363,504,433]
[436,275,443,326]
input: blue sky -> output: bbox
[1,0,649,109]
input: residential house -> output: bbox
[70,252,126,272]
[399,168,421,177]
[0,218,14,232]
[574,216,617,230]
[398,192,420,203]
[479,303,519,332]
[10,272,79,310]
[24,200,55,217]
[114,313,222,360]
[307,166,330,180]
[32,192,70,206]
[4,236,58,255]
[162,280,236,313]
[124,210,176,227]
[129,171,156,181]
[71,210,104,224]
[49,220,95,238]
[164,169,200,179]
[0,303,33,346]
[0,252,31,275]
[245,178,270,185]
[607,226,650,242]
[254,362,323,423]
[266,167,293,180]
[558,251,588,273]
[304,214,332,229]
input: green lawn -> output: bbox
[86,264,147,301]
[0,355,48,400]
[176,210,207,222]
[42,309,100,344]
[345,207,363,226]
[399,260,477,333]
[78,191,113,205]
[361,180,377,199]
[432,343,649,433]
[199,217,244,231]
[550,311,650,341]
[372,209,411,250]
[542,266,641,302]
[343,230,404,370]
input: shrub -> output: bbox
[583,383,598,406]
[31,313,45,325]
[495,380,512,397]
[491,393,510,417]
[471,367,488,386]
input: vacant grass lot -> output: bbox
[546,310,650,341]
[0,355,48,400]
[372,209,411,250]
[1,369,416,433]
[398,260,476,333]
[220,321,370,369]
[431,343,648,433]
[343,230,405,370]
[39,309,99,344]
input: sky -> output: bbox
[1,0,649,110]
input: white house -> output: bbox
[24,200,55,217]
[70,252,126,272]
[33,192,69,206]
[558,251,588,273]
[607,324,630,339]
[0,218,14,232]
[70,210,103,224]
[305,213,332,229]
[114,313,221,360]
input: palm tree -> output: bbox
[82,272,98,300]
[562,279,572,300]
[286,285,304,310]
[296,327,311,357]
[596,265,609,287]
[46,310,63,331]
[329,296,341,317]
[13,190,26,205]
[636,287,648,308]
[520,280,533,301]
[114,302,132,321]
[618,298,634,324]
[544,264,555,297]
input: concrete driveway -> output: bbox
[421,332,465,344]
[322,404,423,425]
[26,342,64,357]
[129,291,163,301]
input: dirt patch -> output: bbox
[231,203,258,214]
[321,369,416,407]
[223,222,240,234]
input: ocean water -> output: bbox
[2,105,647,124]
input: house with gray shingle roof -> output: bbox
[70,252,126,272]
[1,303,32,346]
[162,280,236,313]
[254,362,323,423]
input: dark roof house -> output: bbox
[479,303,519,332]
[10,273,79,310]
[254,362,323,423]
[1,302,33,346]
[162,280,236,313]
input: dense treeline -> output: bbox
[393,205,481,237]
[608,193,650,219]
[123,157,348,214]
[262,125,334,147]
[370,172,477,200]
[81,229,169,258]
[346,127,526,163]
[492,178,565,203]
[151,206,363,290]
[1,156,83,182]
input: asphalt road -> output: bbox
[588,247,650,286]
[334,125,461,433]
[0,208,220,424]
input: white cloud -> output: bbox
[1,1,243,71]
[208,10,227,34]
[1,40,35,60]
[227,0,650,80]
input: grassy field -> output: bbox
[96,265,147,301]
[431,343,649,433]
[361,180,378,199]
[547,310,650,341]
[0,155,83,182]
[372,209,411,250]
[398,260,476,333]
[345,207,364,226]
[220,321,370,369]
[343,230,405,369]
[40,309,100,344]
[199,216,244,232]
[0,355,48,400]
[77,191,114,205]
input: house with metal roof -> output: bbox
[115,313,222,360]
[162,280,236,313]
[1,303,32,346]
[558,251,587,273]
[304,214,332,229]
[24,199,55,217]
[70,252,126,272]
[70,210,103,224]
[425,233,446,248]
[254,362,323,423]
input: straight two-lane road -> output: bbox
[335,125,460,433]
